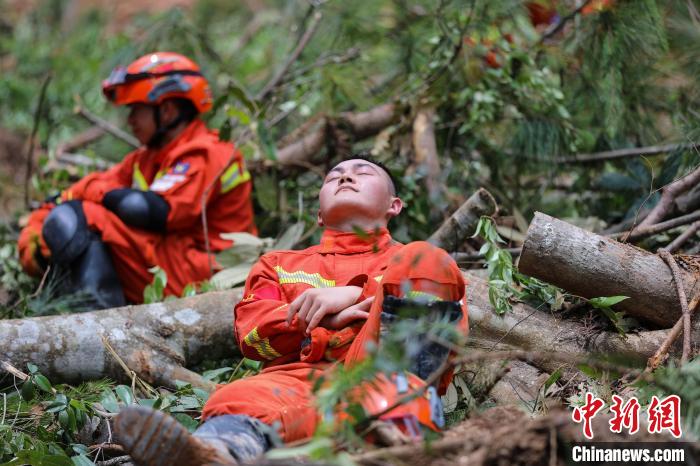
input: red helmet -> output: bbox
[102,52,213,114]
[343,372,444,440]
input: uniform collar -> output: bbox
[318,227,393,254]
[147,119,208,162]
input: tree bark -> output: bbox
[0,290,241,390]
[428,188,498,252]
[276,104,398,166]
[519,212,700,327]
[2,269,685,388]
[487,361,552,409]
[637,165,700,228]
[466,274,672,372]
[412,107,441,197]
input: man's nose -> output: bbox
[339,173,355,184]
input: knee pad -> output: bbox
[42,201,91,264]
[103,188,169,232]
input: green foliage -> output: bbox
[142,266,167,304]
[588,295,632,335]
[473,216,565,314]
[0,359,254,464]
[637,358,700,438]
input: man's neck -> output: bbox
[159,121,189,147]
[325,218,388,233]
[147,121,190,150]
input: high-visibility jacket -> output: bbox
[18,119,256,302]
[234,228,403,367]
[203,229,468,442]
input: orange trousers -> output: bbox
[202,241,468,442]
[20,201,213,303]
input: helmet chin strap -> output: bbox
[146,105,188,148]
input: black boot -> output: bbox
[43,201,126,309]
[71,236,126,309]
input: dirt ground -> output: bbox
[355,406,699,466]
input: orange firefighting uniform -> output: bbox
[202,228,468,442]
[18,119,256,303]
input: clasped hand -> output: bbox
[285,286,374,335]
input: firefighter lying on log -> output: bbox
[113,156,469,465]
[18,52,256,308]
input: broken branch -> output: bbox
[255,10,322,101]
[664,221,700,253]
[24,73,51,209]
[657,250,693,364]
[428,188,498,253]
[75,106,139,148]
[637,163,700,228]
[555,142,695,164]
[617,210,700,242]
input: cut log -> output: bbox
[0,290,241,390]
[466,274,675,373]
[428,188,498,252]
[519,212,700,327]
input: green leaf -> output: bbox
[543,369,562,391]
[171,413,199,433]
[34,375,53,393]
[114,385,134,406]
[27,363,39,374]
[589,296,629,308]
[181,283,197,298]
[21,380,35,401]
[99,389,119,413]
[202,367,233,381]
[226,81,256,114]
[71,454,96,466]
[226,106,251,125]
[577,364,602,380]
[256,122,277,161]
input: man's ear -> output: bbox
[159,100,178,125]
[317,210,324,227]
[386,197,403,219]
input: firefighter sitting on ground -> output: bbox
[113,156,469,466]
[18,52,256,308]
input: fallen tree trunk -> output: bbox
[2,269,687,388]
[276,103,398,166]
[428,188,497,252]
[0,290,242,390]
[519,212,700,327]
[466,274,676,373]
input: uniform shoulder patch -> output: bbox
[172,162,190,174]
